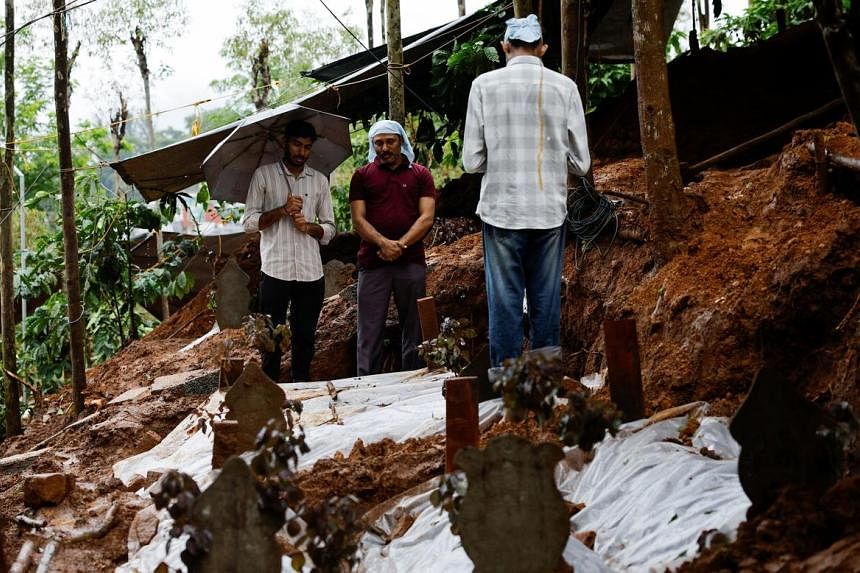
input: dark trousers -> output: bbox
[356,263,426,376]
[258,273,325,382]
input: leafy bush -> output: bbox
[418,317,477,375]
[493,351,566,424]
[16,176,196,392]
[700,0,816,50]
[558,391,622,451]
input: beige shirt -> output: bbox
[241,163,336,282]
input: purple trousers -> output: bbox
[356,263,426,376]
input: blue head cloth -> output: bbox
[367,119,415,163]
[503,14,543,43]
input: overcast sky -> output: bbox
[69,0,495,131]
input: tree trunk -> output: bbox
[53,0,87,415]
[366,0,374,47]
[130,27,169,323]
[513,0,534,17]
[632,0,688,261]
[130,26,155,150]
[458,0,466,17]
[561,0,589,105]
[386,0,405,123]
[814,0,860,138]
[251,39,272,111]
[2,0,21,436]
[110,93,134,343]
[379,0,386,43]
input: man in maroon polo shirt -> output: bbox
[349,120,436,375]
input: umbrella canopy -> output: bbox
[202,104,352,203]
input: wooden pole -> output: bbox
[561,0,589,105]
[2,0,21,436]
[416,296,440,342]
[445,376,479,472]
[53,0,87,415]
[513,0,534,17]
[813,133,829,195]
[386,0,405,124]
[603,319,644,421]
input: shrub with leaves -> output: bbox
[493,352,566,424]
[296,495,362,573]
[251,417,362,573]
[429,470,468,536]
[250,418,310,522]
[557,391,622,451]
[418,317,477,375]
[150,470,211,569]
[16,176,195,391]
[243,313,291,354]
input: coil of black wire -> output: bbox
[566,176,619,269]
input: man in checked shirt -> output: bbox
[241,120,336,382]
[463,14,591,368]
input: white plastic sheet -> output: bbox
[359,416,749,572]
[113,369,504,488]
[560,417,750,571]
[117,370,749,573]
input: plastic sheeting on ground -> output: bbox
[117,369,504,572]
[116,368,750,573]
[113,369,504,488]
[113,369,502,487]
[358,416,750,572]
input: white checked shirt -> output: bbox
[241,163,336,282]
[463,55,591,229]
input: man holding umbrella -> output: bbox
[241,119,336,382]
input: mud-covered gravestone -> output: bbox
[212,362,286,468]
[188,456,282,573]
[730,365,844,515]
[455,435,569,573]
[214,257,251,329]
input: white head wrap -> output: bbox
[504,14,543,43]
[367,119,415,163]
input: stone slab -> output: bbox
[151,368,219,395]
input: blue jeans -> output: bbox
[482,223,565,367]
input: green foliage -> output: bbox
[429,7,508,137]
[700,0,816,50]
[493,351,566,424]
[16,177,195,391]
[429,470,468,535]
[331,184,353,232]
[586,63,632,113]
[418,317,477,376]
[557,391,622,451]
[213,0,357,112]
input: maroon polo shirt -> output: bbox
[349,157,436,270]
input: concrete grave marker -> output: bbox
[214,257,251,329]
[189,456,282,573]
[455,435,569,573]
[213,362,286,467]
